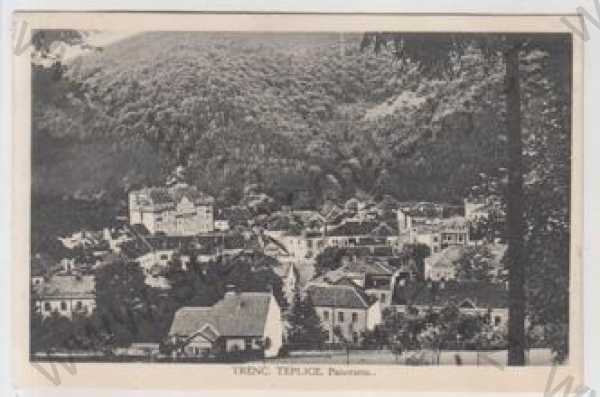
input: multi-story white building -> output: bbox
[398,210,469,254]
[128,183,214,236]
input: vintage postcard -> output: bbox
[11,12,584,392]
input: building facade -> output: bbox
[307,284,382,345]
[398,209,469,254]
[33,275,96,319]
[129,183,215,236]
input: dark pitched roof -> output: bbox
[133,184,214,207]
[377,195,400,211]
[171,184,215,205]
[328,220,397,237]
[169,292,273,337]
[129,224,150,236]
[306,284,374,309]
[312,257,396,286]
[372,246,395,257]
[262,235,290,255]
[145,235,208,251]
[34,275,95,299]
[224,235,246,250]
[218,206,252,222]
[148,188,172,204]
[266,215,291,232]
[319,201,343,217]
[122,234,232,259]
[397,281,508,308]
[328,221,379,237]
[371,222,397,236]
[119,240,152,259]
[341,259,395,276]
[343,247,373,257]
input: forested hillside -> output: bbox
[30,31,572,362]
[32,32,508,208]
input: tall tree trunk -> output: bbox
[504,42,526,366]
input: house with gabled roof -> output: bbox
[168,289,283,358]
[310,256,407,308]
[33,275,96,319]
[393,280,509,328]
[306,283,382,345]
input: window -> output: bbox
[433,236,439,242]
[323,311,329,321]
[160,254,169,260]
[380,293,386,303]
[76,301,83,310]
[60,301,67,311]
[494,316,502,326]
[351,312,358,323]
[352,332,359,344]
[156,217,163,222]
[245,338,253,350]
[337,312,344,322]
[44,302,51,312]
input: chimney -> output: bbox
[224,284,238,298]
[103,228,111,242]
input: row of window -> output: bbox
[327,330,360,344]
[152,209,213,223]
[321,311,359,323]
[42,300,87,312]
[432,234,466,243]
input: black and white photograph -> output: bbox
[26,25,575,371]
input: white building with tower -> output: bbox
[128,183,215,236]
